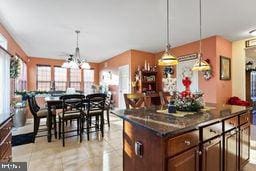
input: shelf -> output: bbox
[140,70,157,74]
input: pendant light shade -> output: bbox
[81,62,90,69]
[192,54,210,71]
[192,0,210,71]
[158,0,178,67]
[61,61,69,68]
[158,44,178,66]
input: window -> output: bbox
[0,34,7,50]
[84,69,94,94]
[0,47,10,113]
[54,66,67,91]
[37,65,51,91]
[15,57,27,91]
[70,68,81,90]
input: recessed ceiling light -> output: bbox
[249,29,256,36]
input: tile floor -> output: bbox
[12,114,123,171]
[12,114,256,171]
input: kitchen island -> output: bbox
[112,105,252,171]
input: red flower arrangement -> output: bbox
[174,77,204,112]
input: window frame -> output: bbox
[36,64,52,91]
[83,69,95,94]
[15,54,27,91]
[54,66,67,91]
[69,68,82,91]
[0,33,8,50]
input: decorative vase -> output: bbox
[168,101,176,113]
[13,102,27,127]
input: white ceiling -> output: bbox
[0,0,255,62]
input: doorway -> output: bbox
[118,65,130,109]
[245,46,256,125]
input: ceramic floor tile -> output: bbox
[12,143,35,156]
[111,166,123,171]
[12,118,34,136]
[63,159,100,171]
[106,137,123,151]
[85,151,122,170]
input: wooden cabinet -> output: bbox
[168,147,199,171]
[123,121,165,171]
[136,71,157,94]
[0,117,12,162]
[167,130,199,157]
[224,129,238,171]
[122,111,251,171]
[239,123,250,169]
[202,137,222,171]
[202,122,222,141]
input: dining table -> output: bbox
[45,96,90,142]
[45,96,63,142]
[45,94,110,142]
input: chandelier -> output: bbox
[192,0,210,71]
[62,30,90,69]
[158,0,178,66]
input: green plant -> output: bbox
[10,57,20,79]
[174,92,204,112]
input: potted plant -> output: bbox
[10,57,28,127]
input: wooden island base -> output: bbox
[121,109,250,171]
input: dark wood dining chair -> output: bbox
[159,91,172,105]
[124,93,147,109]
[58,94,85,147]
[82,93,106,141]
[27,94,57,142]
[104,92,112,127]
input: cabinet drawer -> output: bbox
[0,132,12,159]
[0,118,12,142]
[0,145,12,162]
[224,116,238,132]
[202,122,222,141]
[239,113,250,125]
[167,130,199,157]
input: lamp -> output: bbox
[62,30,90,69]
[158,0,178,67]
[192,0,210,71]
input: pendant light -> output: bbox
[158,0,178,66]
[192,0,210,71]
[62,30,90,69]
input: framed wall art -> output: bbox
[220,56,231,80]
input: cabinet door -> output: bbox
[225,130,238,171]
[240,124,250,168]
[168,147,199,171]
[202,137,222,171]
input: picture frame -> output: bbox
[220,56,231,80]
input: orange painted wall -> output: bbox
[155,36,218,103]
[98,49,156,107]
[130,49,155,81]
[0,23,28,62]
[99,50,132,107]
[215,36,232,105]
[27,57,99,91]
[155,35,232,104]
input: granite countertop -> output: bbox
[0,112,13,126]
[112,105,251,138]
